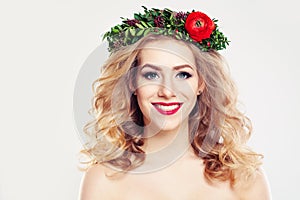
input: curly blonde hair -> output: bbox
[80,34,263,186]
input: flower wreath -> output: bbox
[103,6,229,52]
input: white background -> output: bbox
[0,0,299,199]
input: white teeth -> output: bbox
[156,104,179,111]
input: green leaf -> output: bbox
[142,5,148,11]
[140,21,149,28]
[136,29,144,36]
[178,32,183,38]
[129,28,136,36]
[124,29,130,38]
[146,22,153,27]
[135,23,144,29]
[102,32,109,40]
[143,28,151,36]
[132,36,139,43]
[134,13,142,20]
[175,34,181,40]
[112,28,119,34]
[116,25,122,30]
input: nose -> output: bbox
[157,79,176,98]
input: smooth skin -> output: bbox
[79,40,272,200]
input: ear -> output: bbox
[128,79,137,95]
[129,83,136,95]
[197,81,205,95]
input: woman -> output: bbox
[78,7,271,199]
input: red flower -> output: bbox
[184,11,215,42]
[125,19,139,27]
[154,16,164,27]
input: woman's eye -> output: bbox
[143,72,159,80]
[176,72,192,79]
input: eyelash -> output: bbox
[176,72,192,79]
[142,71,192,80]
[143,72,159,80]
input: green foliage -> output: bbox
[103,6,229,52]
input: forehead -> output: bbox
[138,40,196,68]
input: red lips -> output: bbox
[151,102,182,115]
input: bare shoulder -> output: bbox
[236,168,272,200]
[78,164,111,200]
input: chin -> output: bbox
[151,117,187,133]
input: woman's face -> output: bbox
[134,39,203,133]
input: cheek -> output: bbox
[175,80,199,95]
[135,85,157,112]
[135,86,156,124]
[136,85,156,99]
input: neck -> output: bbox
[142,118,191,154]
[129,118,196,173]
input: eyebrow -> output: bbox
[140,64,194,71]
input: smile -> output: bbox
[151,102,182,115]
